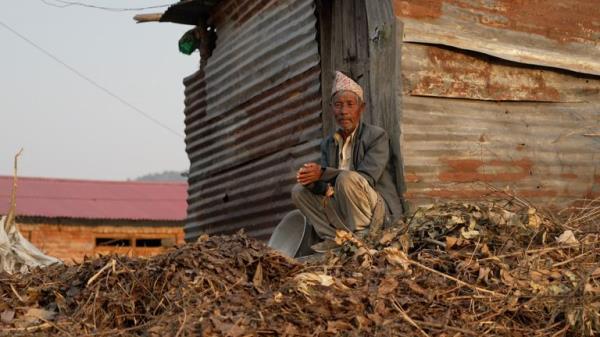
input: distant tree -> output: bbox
[135,170,187,182]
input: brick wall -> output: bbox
[17,220,185,264]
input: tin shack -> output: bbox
[139,0,600,241]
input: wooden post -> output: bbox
[364,1,407,210]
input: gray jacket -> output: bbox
[309,122,404,220]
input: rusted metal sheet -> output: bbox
[393,0,600,75]
[183,0,321,241]
[400,95,600,208]
[402,43,600,102]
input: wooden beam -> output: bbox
[133,13,163,23]
[364,0,408,213]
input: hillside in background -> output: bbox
[134,170,187,182]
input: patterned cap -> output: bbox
[331,71,363,102]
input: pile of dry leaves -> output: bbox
[1,198,598,336]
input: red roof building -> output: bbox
[0,176,188,263]
[0,176,187,221]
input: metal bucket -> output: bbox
[267,210,317,258]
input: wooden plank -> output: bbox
[352,0,371,124]
[364,0,407,207]
[316,0,336,137]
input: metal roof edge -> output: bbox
[159,0,220,25]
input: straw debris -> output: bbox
[1,199,598,336]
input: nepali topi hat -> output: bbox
[331,71,363,102]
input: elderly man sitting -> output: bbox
[292,71,403,251]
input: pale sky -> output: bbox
[0,1,196,180]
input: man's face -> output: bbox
[332,91,364,135]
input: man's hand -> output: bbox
[296,162,322,185]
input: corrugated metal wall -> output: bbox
[401,94,600,206]
[394,0,600,209]
[183,0,321,241]
[394,0,600,75]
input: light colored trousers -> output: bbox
[291,171,379,240]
